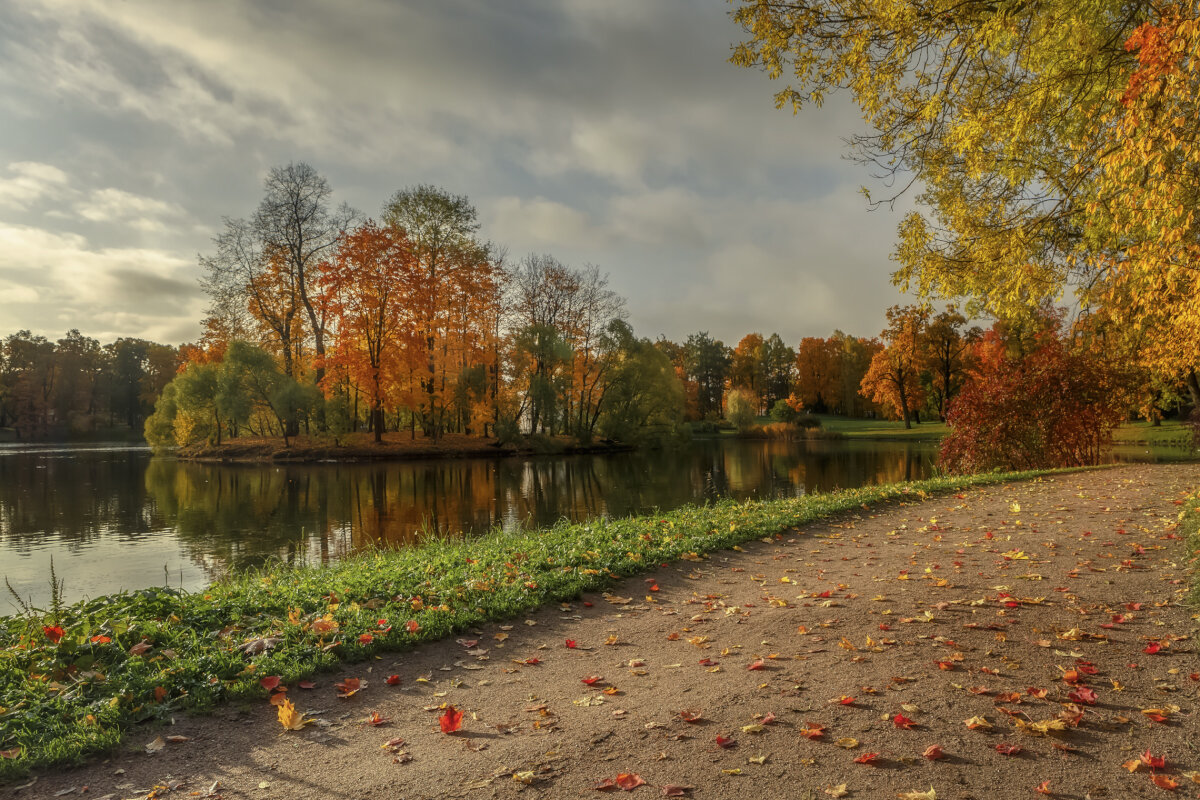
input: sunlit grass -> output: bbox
[0,466,1091,779]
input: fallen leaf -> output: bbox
[679,709,703,723]
[995,743,1022,756]
[277,698,314,731]
[964,716,992,730]
[1150,774,1178,790]
[334,678,364,698]
[144,736,166,754]
[835,737,860,749]
[592,773,646,791]
[661,785,694,796]
[922,745,944,760]
[439,705,464,734]
[897,789,936,800]
[824,784,849,798]
[853,752,880,765]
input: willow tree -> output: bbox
[730,0,1200,391]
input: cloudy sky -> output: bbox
[0,0,917,347]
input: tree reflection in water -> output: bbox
[1,440,940,603]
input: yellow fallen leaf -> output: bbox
[144,736,166,754]
[722,769,743,776]
[741,724,765,734]
[277,698,314,731]
[835,737,860,749]
[747,754,768,764]
[824,784,848,798]
[898,788,936,800]
[964,716,991,730]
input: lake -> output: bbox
[0,438,1191,607]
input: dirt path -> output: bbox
[22,464,1200,800]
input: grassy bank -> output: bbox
[1,467,1085,780]
[812,414,950,441]
[1180,488,1200,606]
[1110,419,1194,447]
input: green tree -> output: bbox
[683,332,731,419]
[597,321,686,443]
[725,387,758,431]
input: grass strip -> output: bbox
[0,467,1082,779]
[1179,487,1200,606]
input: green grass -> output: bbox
[1110,419,1194,447]
[0,467,1093,780]
[1179,488,1200,606]
[812,414,950,441]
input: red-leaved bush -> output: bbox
[939,324,1129,473]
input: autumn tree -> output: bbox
[731,1,1200,395]
[319,222,419,443]
[683,332,731,419]
[859,306,928,428]
[795,337,841,412]
[940,318,1131,472]
[923,308,981,422]
[382,185,499,438]
[730,333,765,410]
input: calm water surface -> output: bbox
[0,438,1189,606]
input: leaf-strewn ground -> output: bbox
[18,463,1200,799]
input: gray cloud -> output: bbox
[0,0,915,347]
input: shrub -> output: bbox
[939,325,1129,473]
[725,388,758,431]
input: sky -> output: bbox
[0,0,919,348]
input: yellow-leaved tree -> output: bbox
[730,0,1200,399]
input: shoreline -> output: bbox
[175,433,637,463]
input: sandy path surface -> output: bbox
[20,463,1200,800]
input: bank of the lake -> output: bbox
[177,432,635,463]
[0,466,1086,780]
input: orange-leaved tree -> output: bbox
[319,221,419,443]
[859,305,928,428]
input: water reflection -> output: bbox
[9,437,1184,606]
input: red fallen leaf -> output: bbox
[1189,673,1199,682]
[649,584,660,592]
[1149,774,1178,790]
[760,711,776,725]
[967,686,991,695]
[1143,642,1163,654]
[439,704,463,734]
[922,744,945,760]
[853,752,881,764]
[566,639,577,648]
[1035,780,1052,795]
[405,620,420,634]
[1074,662,1098,675]
[1141,750,1166,769]
[698,658,718,666]
[935,661,955,671]
[995,692,1022,704]
[1026,687,1048,699]
[268,692,290,707]
[799,722,825,740]
[260,676,282,692]
[1061,669,1080,684]
[90,634,111,644]
[661,785,694,796]
[715,734,736,748]
[1125,602,1142,611]
[592,773,647,791]
[42,625,65,643]
[1144,711,1170,723]
[584,601,593,607]
[129,640,153,656]
[334,677,363,698]
[365,711,389,726]
[893,713,916,729]
[995,743,1023,756]
[521,657,542,665]
[747,659,766,671]
[358,633,374,645]
[838,696,855,705]
[582,675,604,686]
[878,623,892,631]
[679,709,704,723]
[1067,687,1097,705]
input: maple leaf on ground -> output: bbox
[1149,774,1178,790]
[747,658,766,670]
[439,704,464,734]
[964,716,992,730]
[277,698,314,731]
[922,745,945,760]
[715,734,736,748]
[1035,781,1052,796]
[566,639,577,648]
[894,713,916,729]
[582,675,604,686]
[799,722,826,739]
[592,773,647,791]
[661,785,694,796]
[854,751,881,765]
[679,709,703,723]
[365,711,389,726]
[260,676,282,692]
[995,743,1022,756]
[759,711,777,725]
[1067,687,1097,705]
[1141,750,1167,770]
[334,678,364,698]
[385,674,401,686]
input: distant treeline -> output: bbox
[0,330,179,440]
